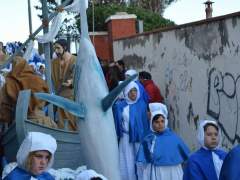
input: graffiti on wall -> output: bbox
[207,67,240,145]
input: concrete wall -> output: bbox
[113,12,240,151]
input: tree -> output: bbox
[80,3,174,32]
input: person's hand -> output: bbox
[62,79,73,87]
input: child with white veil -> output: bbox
[136,102,190,180]
[183,120,227,180]
[3,132,57,180]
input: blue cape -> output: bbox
[135,80,149,104]
[136,129,190,166]
[3,167,54,180]
[113,97,149,143]
[183,148,227,180]
[219,145,240,180]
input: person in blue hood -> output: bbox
[183,120,227,180]
[113,81,149,180]
[3,132,57,180]
[219,144,240,180]
[136,102,190,180]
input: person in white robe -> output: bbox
[113,81,149,180]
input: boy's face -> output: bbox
[30,150,51,175]
[152,115,165,133]
[128,88,137,101]
[204,125,219,149]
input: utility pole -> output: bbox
[27,0,33,35]
[42,0,54,119]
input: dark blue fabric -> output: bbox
[136,129,190,166]
[112,97,149,143]
[183,148,227,180]
[3,167,54,180]
[219,145,240,180]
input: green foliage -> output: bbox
[76,3,175,32]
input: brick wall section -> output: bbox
[106,13,137,61]
[90,33,110,61]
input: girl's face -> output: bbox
[128,88,137,101]
[152,115,165,133]
[30,150,51,175]
[204,125,219,149]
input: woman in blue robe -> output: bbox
[113,81,149,180]
[183,120,227,180]
[3,132,57,180]
[136,102,190,180]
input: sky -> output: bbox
[0,0,239,45]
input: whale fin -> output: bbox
[34,92,86,118]
[101,74,137,112]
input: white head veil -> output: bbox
[16,132,57,171]
[197,120,221,149]
[123,81,140,105]
[149,102,168,132]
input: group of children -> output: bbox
[113,69,238,180]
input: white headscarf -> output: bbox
[76,169,107,180]
[16,132,57,171]
[149,102,168,132]
[123,81,140,104]
[197,120,223,178]
[197,120,221,149]
[125,69,138,81]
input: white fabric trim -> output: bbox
[23,40,34,61]
[64,0,88,13]
[212,151,223,179]
[36,13,63,44]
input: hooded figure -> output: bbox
[136,102,190,180]
[113,81,149,180]
[183,120,227,180]
[3,132,57,180]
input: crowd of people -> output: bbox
[0,39,239,180]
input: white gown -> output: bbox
[119,106,140,180]
[138,164,183,180]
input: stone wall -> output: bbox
[113,12,240,150]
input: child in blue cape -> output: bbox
[113,81,149,180]
[3,132,57,180]
[183,120,227,180]
[136,103,190,180]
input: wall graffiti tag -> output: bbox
[207,67,240,144]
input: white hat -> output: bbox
[16,132,57,171]
[125,69,138,81]
[149,103,168,131]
